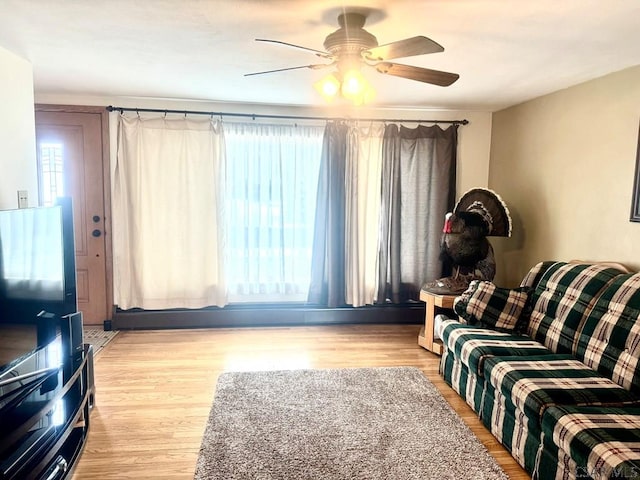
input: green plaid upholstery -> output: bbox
[453,280,531,332]
[520,261,560,289]
[441,319,552,376]
[483,354,640,476]
[541,405,640,480]
[515,261,562,334]
[527,263,625,355]
[536,442,580,480]
[575,273,640,395]
[484,354,640,422]
[483,385,544,474]
[439,262,640,479]
[440,347,485,411]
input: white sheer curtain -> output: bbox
[345,123,384,306]
[224,122,324,302]
[112,116,227,309]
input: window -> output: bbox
[37,143,64,206]
[224,123,324,302]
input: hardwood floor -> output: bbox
[72,324,529,479]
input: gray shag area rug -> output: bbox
[195,366,508,480]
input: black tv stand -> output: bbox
[38,344,94,480]
[0,317,94,480]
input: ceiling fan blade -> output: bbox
[255,39,331,59]
[375,62,459,87]
[244,63,332,77]
[365,36,444,61]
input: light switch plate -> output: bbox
[17,190,28,208]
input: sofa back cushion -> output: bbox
[575,273,640,394]
[526,262,624,355]
[519,261,559,289]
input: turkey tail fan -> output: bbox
[454,188,512,237]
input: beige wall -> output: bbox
[489,65,640,286]
[0,46,37,209]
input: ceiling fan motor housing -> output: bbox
[323,13,378,60]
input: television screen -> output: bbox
[0,205,66,302]
[0,198,77,364]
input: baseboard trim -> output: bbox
[112,304,424,330]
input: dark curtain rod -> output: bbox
[106,105,469,126]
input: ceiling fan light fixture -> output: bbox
[313,69,375,106]
[341,69,363,96]
[340,69,374,106]
[314,73,341,101]
[250,11,460,103]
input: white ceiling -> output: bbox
[1,0,639,111]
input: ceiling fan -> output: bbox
[245,12,460,89]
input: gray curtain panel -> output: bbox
[309,122,457,307]
[307,122,348,307]
[376,124,457,304]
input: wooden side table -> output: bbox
[418,289,457,355]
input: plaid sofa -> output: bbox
[439,261,640,479]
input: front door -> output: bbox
[35,107,111,326]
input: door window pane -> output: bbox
[38,143,64,206]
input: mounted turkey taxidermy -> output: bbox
[423,188,512,294]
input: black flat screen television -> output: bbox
[0,197,77,373]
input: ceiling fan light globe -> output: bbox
[323,81,339,97]
[341,69,365,97]
[314,73,340,101]
[363,85,376,104]
[348,85,375,106]
[341,69,375,105]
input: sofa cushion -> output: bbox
[575,273,640,395]
[519,261,560,289]
[441,319,553,376]
[527,263,626,355]
[484,354,640,423]
[541,405,640,480]
[453,280,530,332]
